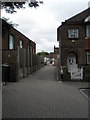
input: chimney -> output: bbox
[88,1,90,8]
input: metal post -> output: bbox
[81,67,83,80]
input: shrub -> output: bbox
[87,64,90,73]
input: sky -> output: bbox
[1,0,90,53]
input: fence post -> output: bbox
[71,72,72,79]
[27,47,30,75]
[30,47,32,67]
[81,67,83,80]
[23,49,26,78]
[17,46,20,81]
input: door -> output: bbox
[67,53,77,73]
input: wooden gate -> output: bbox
[71,67,83,80]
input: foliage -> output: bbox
[2,18,11,37]
[1,2,26,13]
[87,64,90,73]
[1,0,43,14]
[2,17,19,27]
[84,64,90,75]
[37,51,49,56]
[50,52,54,55]
[2,17,19,37]
[37,51,54,57]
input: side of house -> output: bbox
[57,7,90,80]
[2,19,42,82]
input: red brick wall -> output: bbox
[2,21,36,53]
[85,38,90,50]
[2,20,36,67]
[58,23,87,66]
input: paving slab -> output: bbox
[2,66,89,118]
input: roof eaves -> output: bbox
[66,7,90,22]
[2,19,35,44]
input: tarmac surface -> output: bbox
[2,65,89,118]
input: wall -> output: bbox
[2,48,43,82]
[2,20,43,82]
[59,23,87,67]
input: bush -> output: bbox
[87,64,90,73]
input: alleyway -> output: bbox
[2,65,88,118]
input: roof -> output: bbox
[57,7,90,41]
[57,8,90,41]
[66,7,90,22]
[58,7,90,29]
[2,19,35,44]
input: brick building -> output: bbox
[57,7,90,79]
[2,19,36,54]
[2,19,41,82]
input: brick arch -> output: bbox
[64,49,80,64]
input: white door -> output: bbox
[67,53,77,73]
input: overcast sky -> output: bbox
[1,0,89,53]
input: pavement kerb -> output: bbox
[79,89,90,101]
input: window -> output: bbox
[9,35,14,49]
[87,51,90,64]
[86,25,90,37]
[68,29,79,38]
[20,40,23,48]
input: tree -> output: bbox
[2,17,19,27]
[50,52,54,55]
[1,0,43,14]
[37,51,49,56]
[1,0,43,36]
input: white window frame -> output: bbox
[20,40,23,48]
[87,51,90,64]
[68,29,79,39]
[9,35,14,49]
[86,25,90,37]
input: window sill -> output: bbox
[68,38,79,40]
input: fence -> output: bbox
[71,67,83,80]
[2,50,18,81]
[2,47,44,82]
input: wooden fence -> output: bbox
[2,47,44,82]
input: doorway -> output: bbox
[67,52,77,73]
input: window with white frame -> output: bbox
[9,35,14,49]
[68,29,79,38]
[87,51,90,64]
[86,25,90,37]
[20,40,23,48]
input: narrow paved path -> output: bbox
[2,65,88,118]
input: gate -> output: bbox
[71,67,83,80]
